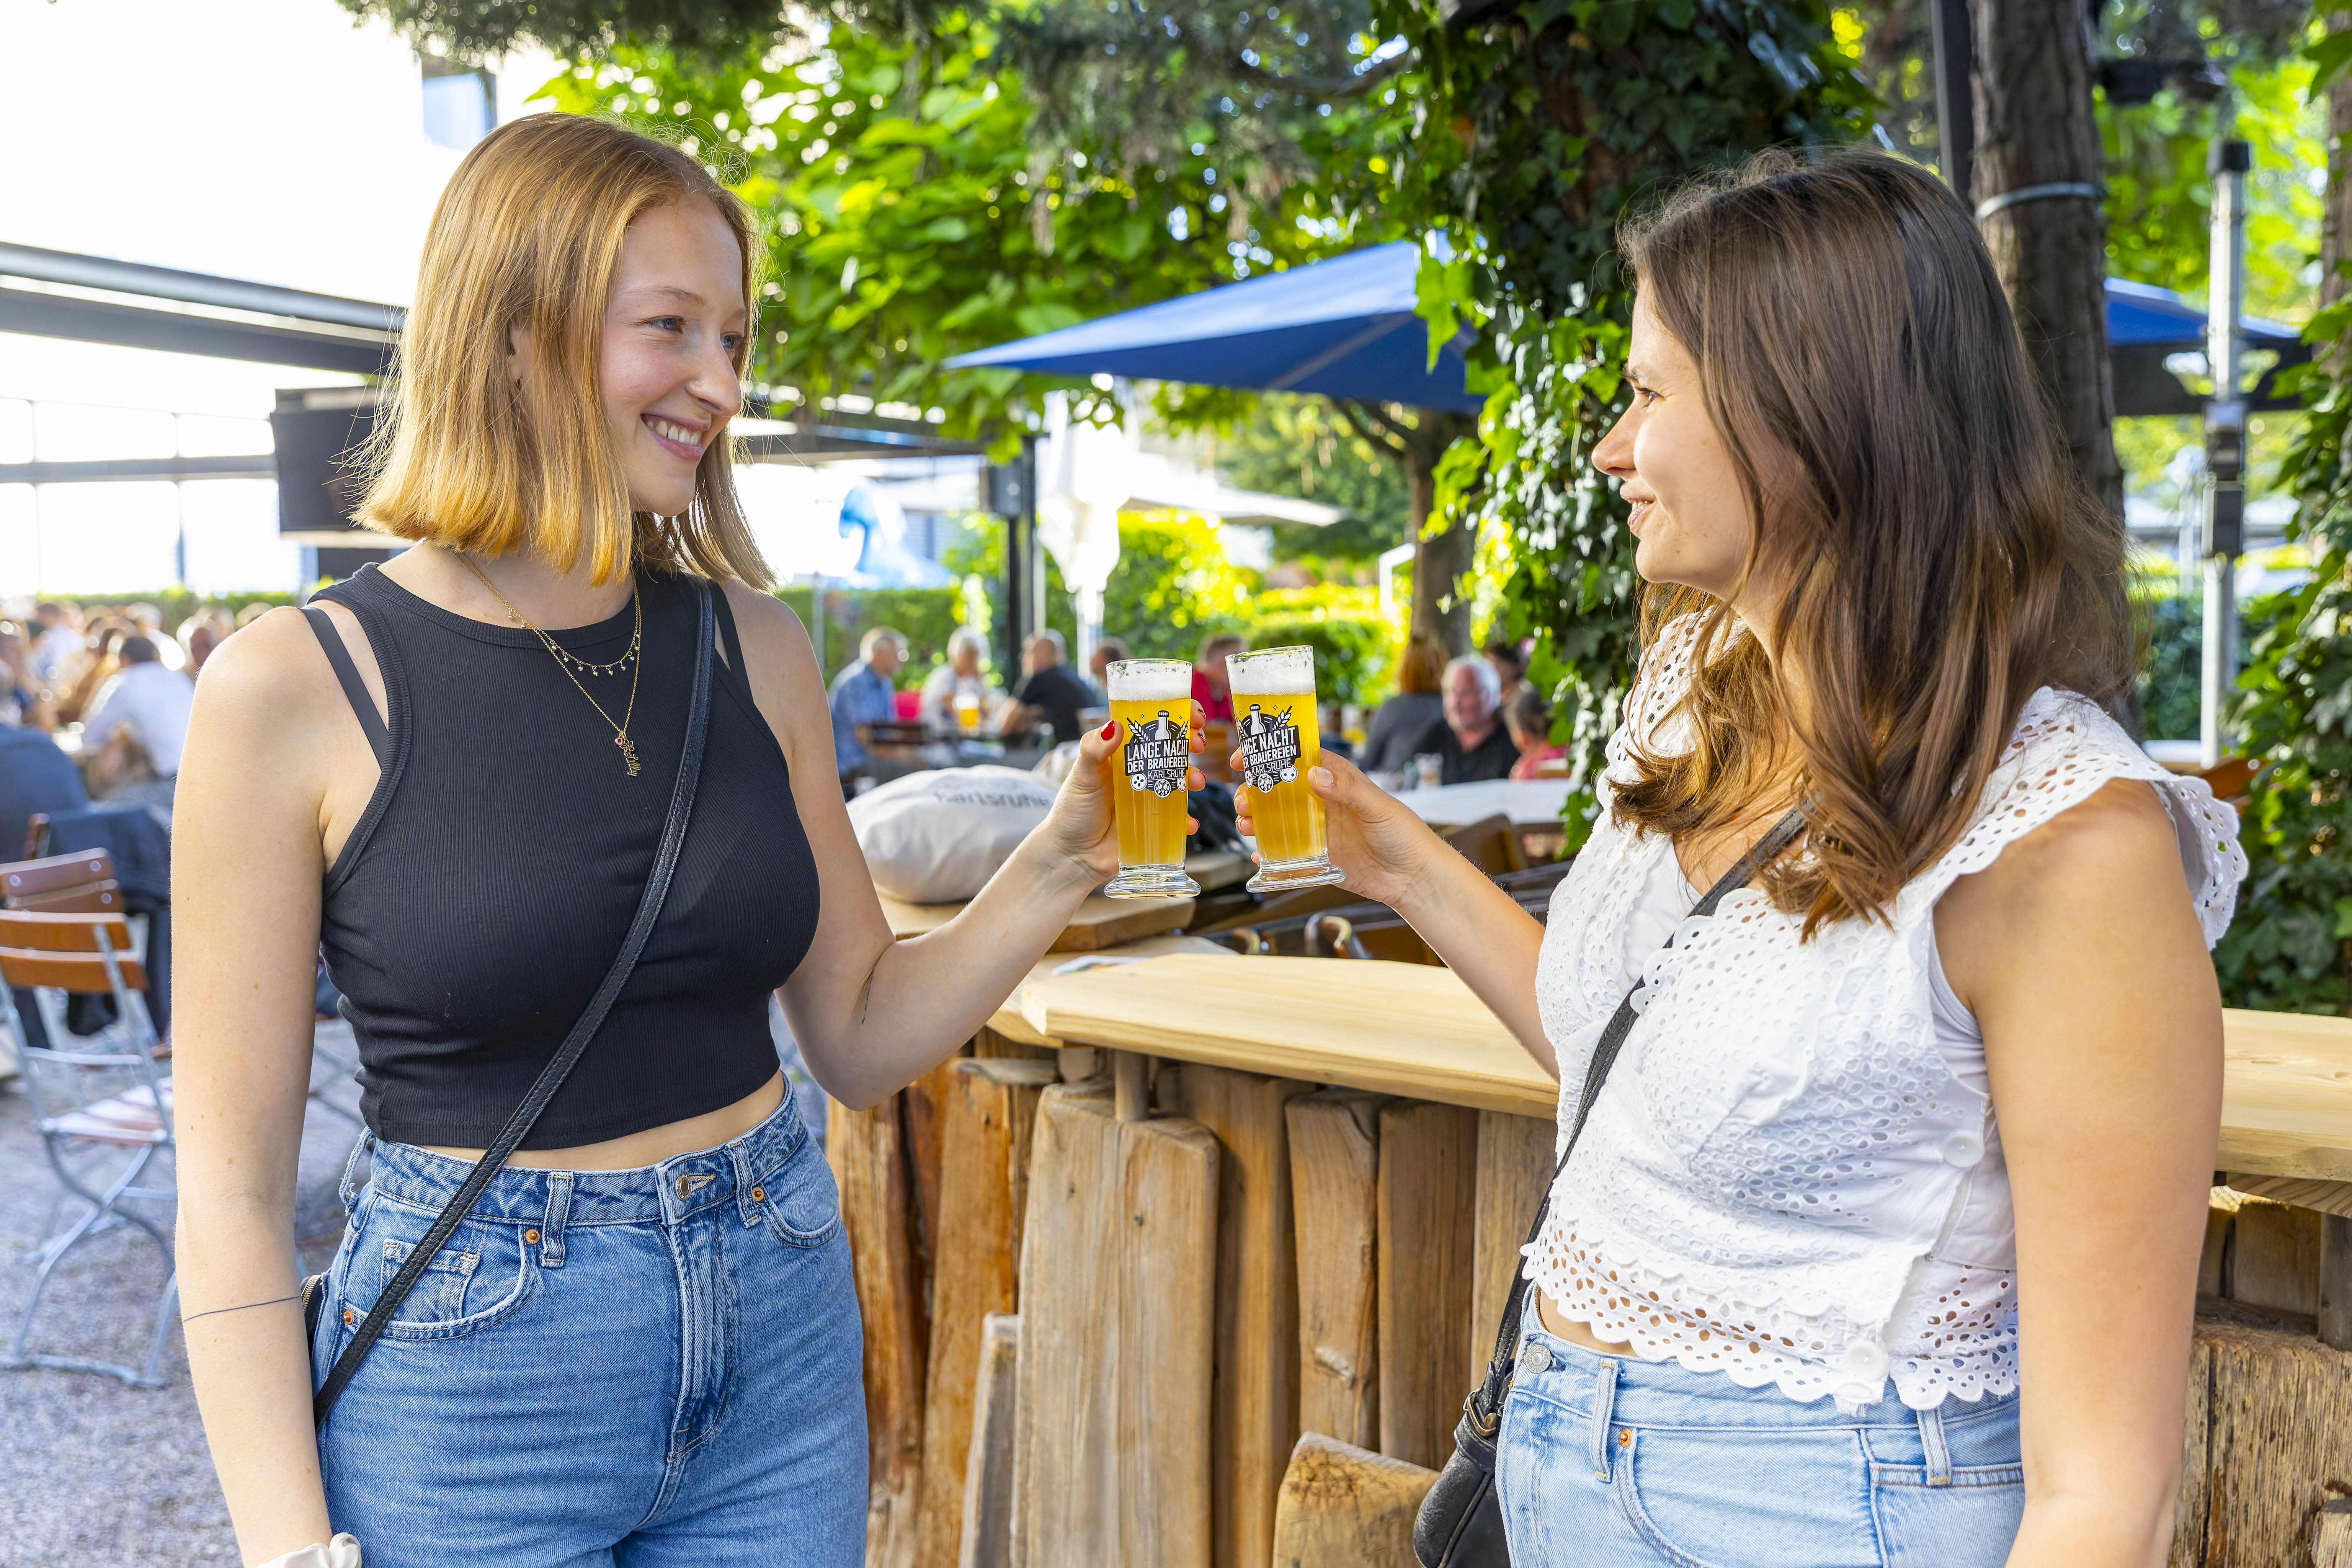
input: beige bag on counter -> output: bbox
[252,1535,361,1568]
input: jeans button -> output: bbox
[1522,1340,1551,1374]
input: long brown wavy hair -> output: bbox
[1609,147,2130,932]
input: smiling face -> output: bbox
[556,197,746,519]
[1592,293,1760,607]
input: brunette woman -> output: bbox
[1245,149,2241,1566]
[174,114,1200,1568]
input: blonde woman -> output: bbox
[175,115,1201,1568]
[1252,150,2241,1566]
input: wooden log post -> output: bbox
[1013,1084,1219,1568]
[2172,1314,2352,1566]
[1471,1111,1556,1388]
[2230,1197,2323,1317]
[2324,1215,2352,1353]
[958,1313,1022,1568]
[830,1092,928,1568]
[915,1060,1056,1568]
[1173,1063,1312,1568]
[1376,1101,1479,1469]
[1271,1432,1440,1568]
[1287,1091,1384,1450]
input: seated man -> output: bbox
[998,630,1098,748]
[80,635,193,805]
[0,673,88,858]
[1411,654,1518,785]
[828,626,906,791]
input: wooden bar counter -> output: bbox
[834,947,2352,1568]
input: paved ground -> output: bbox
[0,1026,368,1567]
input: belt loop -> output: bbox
[1917,1401,1952,1487]
[730,1139,761,1228]
[337,1130,374,1215]
[1588,1359,1621,1483]
[540,1171,572,1269]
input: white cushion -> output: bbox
[848,766,1058,904]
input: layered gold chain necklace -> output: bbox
[459,553,645,777]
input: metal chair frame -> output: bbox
[0,911,178,1387]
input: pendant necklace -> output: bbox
[459,553,645,777]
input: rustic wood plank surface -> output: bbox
[2226,1173,2352,1219]
[1013,1087,1119,1566]
[880,890,1195,952]
[1025,959,2352,1181]
[1287,1091,1384,1452]
[915,1062,1053,1568]
[1117,1113,1221,1568]
[1174,1063,1311,1568]
[2172,1314,2352,1567]
[959,1313,1021,1568]
[829,1093,927,1568]
[1472,1112,1557,1390]
[1012,1086,1219,1568]
[1376,1100,1478,1470]
[2231,1199,2323,1318]
[1023,956,1555,1117]
[1271,1432,1438,1568]
[983,937,1237,1049]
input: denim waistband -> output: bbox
[344,1092,811,1231]
[1514,1290,2017,1433]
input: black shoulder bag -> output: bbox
[305,580,717,1429]
[1413,807,1808,1566]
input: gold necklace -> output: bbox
[459,554,645,777]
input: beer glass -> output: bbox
[1104,658,1202,899]
[1226,646,1346,892]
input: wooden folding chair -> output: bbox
[0,847,124,916]
[0,907,178,1386]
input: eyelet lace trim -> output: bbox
[1526,613,2245,1408]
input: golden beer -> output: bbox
[1227,646,1345,892]
[1104,659,1202,898]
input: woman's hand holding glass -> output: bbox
[1232,750,1442,909]
[1041,697,1206,884]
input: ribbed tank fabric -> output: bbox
[312,564,820,1150]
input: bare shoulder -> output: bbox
[1947,777,2185,913]
[188,606,343,740]
[717,580,819,693]
[1937,776,2212,1016]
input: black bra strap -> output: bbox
[302,606,388,764]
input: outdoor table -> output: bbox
[831,941,2352,1568]
[1392,777,1570,828]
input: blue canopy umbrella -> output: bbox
[947,240,1482,412]
[949,244,2306,420]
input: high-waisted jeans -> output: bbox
[1496,1295,2025,1567]
[308,1094,866,1568]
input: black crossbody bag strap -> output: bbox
[312,580,716,1429]
[1414,805,1807,1568]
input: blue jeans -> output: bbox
[1496,1297,2024,1567]
[309,1095,866,1568]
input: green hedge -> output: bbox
[1244,585,1395,708]
[774,585,967,688]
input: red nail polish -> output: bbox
[1101,720,1117,740]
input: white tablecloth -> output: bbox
[1392,779,1570,827]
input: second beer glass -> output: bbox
[1226,646,1346,892]
[1104,658,1202,899]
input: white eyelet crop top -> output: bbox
[1524,615,2246,1411]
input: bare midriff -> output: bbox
[419,1073,786,1171]
[1536,1285,1635,1358]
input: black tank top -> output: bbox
[309,564,820,1149]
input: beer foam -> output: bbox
[1107,662,1192,702]
[1229,667,1316,696]
[1227,648,1316,696]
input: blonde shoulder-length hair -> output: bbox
[357,113,771,588]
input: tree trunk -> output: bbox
[2323,14,2352,320]
[1971,0,2120,516]
[1402,413,1476,658]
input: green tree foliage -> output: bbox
[2221,293,2352,1012]
[1204,394,1412,565]
[530,16,1365,448]
[1374,0,1873,844]
[1100,516,1258,660]
[336,0,792,59]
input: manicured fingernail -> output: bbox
[1101,720,1116,740]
